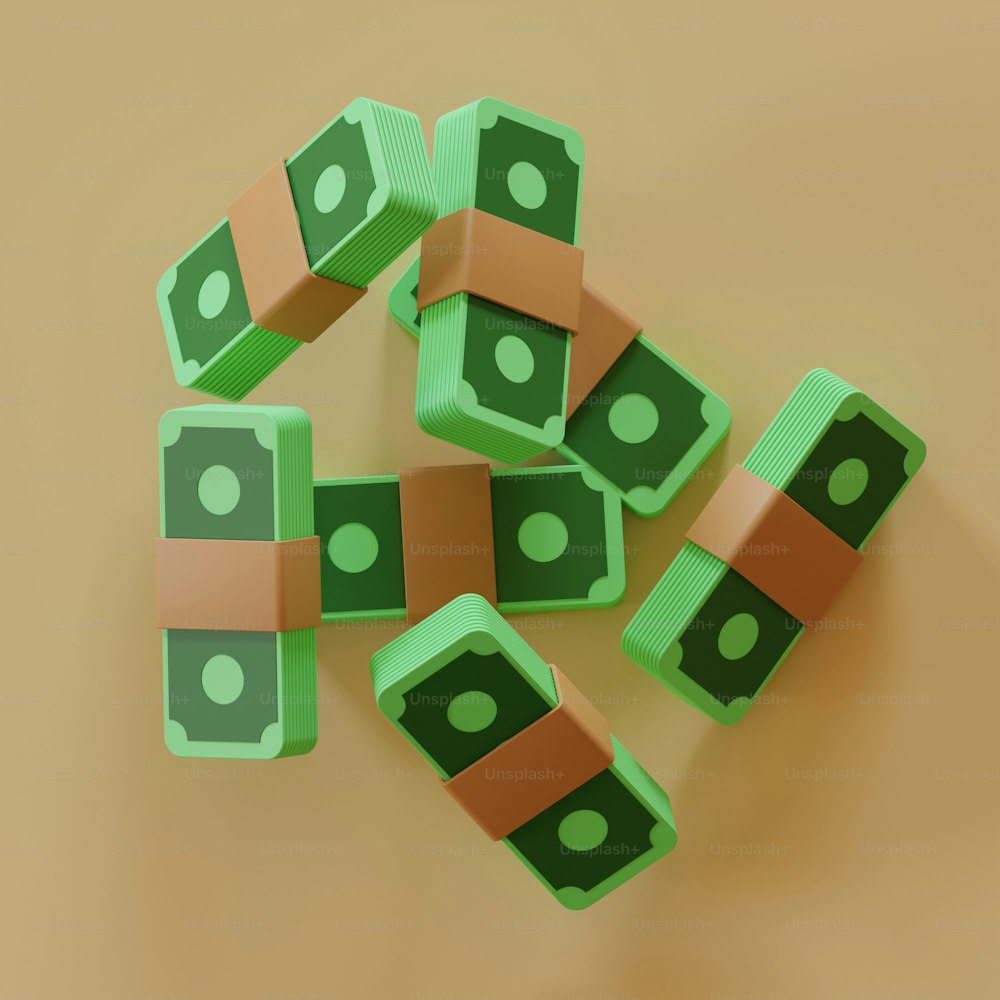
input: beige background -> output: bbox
[3,1,999,997]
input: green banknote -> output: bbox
[386,256,422,338]
[370,594,677,909]
[557,337,729,516]
[158,97,437,401]
[415,97,584,464]
[314,465,624,621]
[159,405,317,758]
[390,257,730,517]
[622,369,926,724]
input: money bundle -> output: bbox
[371,594,677,909]
[156,405,319,758]
[314,463,625,621]
[414,97,584,464]
[390,256,730,518]
[622,369,926,724]
[158,97,437,401]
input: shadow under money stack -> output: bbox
[157,97,437,401]
[393,95,730,517]
[370,594,677,909]
[622,369,926,724]
[155,405,320,758]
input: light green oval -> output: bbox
[197,270,231,320]
[517,511,569,563]
[197,464,241,516]
[507,160,547,209]
[446,691,498,733]
[494,335,535,383]
[314,164,348,214]
[327,522,379,574]
[828,457,869,506]
[201,654,244,705]
[717,612,760,661]
[558,809,609,853]
[608,393,660,444]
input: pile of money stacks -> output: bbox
[153,96,925,908]
[392,97,731,517]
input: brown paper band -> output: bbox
[685,465,864,625]
[155,536,321,632]
[227,161,367,343]
[415,211,641,408]
[398,464,498,625]
[443,665,613,841]
[566,283,643,417]
[417,208,584,332]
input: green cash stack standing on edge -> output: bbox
[158,97,437,401]
[159,405,317,758]
[390,257,730,517]
[371,594,677,909]
[314,465,625,621]
[622,369,926,724]
[415,97,584,464]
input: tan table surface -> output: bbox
[3,1,998,996]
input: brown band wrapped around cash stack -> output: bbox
[685,465,864,626]
[417,207,584,331]
[228,161,367,343]
[398,463,498,626]
[417,209,641,413]
[443,664,614,840]
[568,284,642,416]
[154,536,322,632]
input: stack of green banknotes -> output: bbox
[414,97,585,465]
[157,97,437,401]
[371,594,677,909]
[315,465,624,619]
[622,369,926,724]
[390,256,730,517]
[160,405,318,758]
